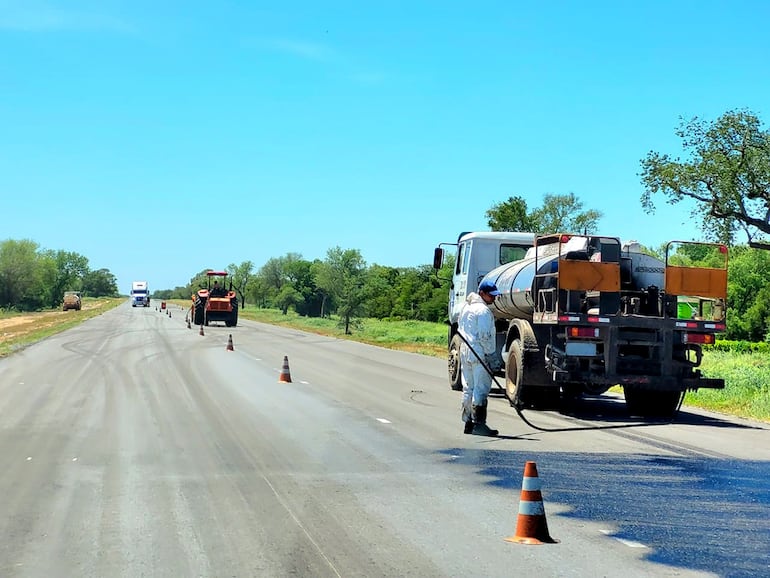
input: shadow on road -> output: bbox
[439,446,770,578]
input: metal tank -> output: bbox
[483,253,560,320]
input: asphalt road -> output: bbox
[0,303,768,577]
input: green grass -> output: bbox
[0,297,124,358]
[690,351,770,422]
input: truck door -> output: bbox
[450,240,472,323]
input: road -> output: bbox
[0,303,768,577]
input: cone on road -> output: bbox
[226,334,234,351]
[187,319,191,329]
[505,461,558,545]
[199,324,205,336]
[278,356,292,383]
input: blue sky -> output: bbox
[2,1,769,292]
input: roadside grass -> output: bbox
[0,297,124,358]
[690,351,770,422]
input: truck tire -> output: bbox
[624,387,682,418]
[506,338,559,410]
[448,333,463,391]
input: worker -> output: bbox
[459,279,501,436]
[211,280,224,297]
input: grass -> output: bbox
[690,351,770,422]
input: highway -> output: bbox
[1,302,768,578]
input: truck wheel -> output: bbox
[505,339,526,408]
[624,387,682,418]
[448,334,463,391]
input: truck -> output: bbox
[131,281,150,307]
[62,291,82,311]
[191,271,238,327]
[434,231,728,417]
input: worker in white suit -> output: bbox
[458,279,500,436]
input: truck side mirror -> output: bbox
[433,247,444,269]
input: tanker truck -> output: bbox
[433,232,728,417]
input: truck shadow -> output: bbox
[439,447,770,577]
[489,388,763,430]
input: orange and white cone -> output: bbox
[505,461,558,545]
[226,334,234,351]
[278,356,292,383]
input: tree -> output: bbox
[227,260,254,309]
[316,247,367,334]
[640,109,770,247]
[40,250,90,307]
[0,239,44,310]
[486,196,536,231]
[82,268,118,297]
[486,193,602,234]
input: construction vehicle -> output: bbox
[62,291,82,311]
[434,232,728,417]
[191,271,238,327]
[130,281,150,307]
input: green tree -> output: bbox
[227,260,254,309]
[82,268,118,297]
[486,193,602,234]
[40,250,90,307]
[316,247,367,334]
[485,196,536,231]
[640,109,770,247]
[724,246,770,340]
[0,239,45,310]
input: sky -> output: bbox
[2,1,769,292]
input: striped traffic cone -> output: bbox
[226,334,234,351]
[278,356,292,383]
[505,461,558,545]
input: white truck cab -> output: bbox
[436,231,536,326]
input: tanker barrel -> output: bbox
[486,255,558,320]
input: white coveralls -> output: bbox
[458,292,496,423]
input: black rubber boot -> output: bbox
[471,402,499,437]
[464,420,474,434]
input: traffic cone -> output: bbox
[278,356,292,383]
[199,324,205,336]
[505,461,558,545]
[226,334,234,351]
[187,319,191,329]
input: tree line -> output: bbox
[0,239,118,310]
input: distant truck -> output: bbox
[434,231,728,417]
[131,281,150,307]
[62,291,82,311]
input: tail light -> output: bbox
[568,327,599,338]
[683,333,715,344]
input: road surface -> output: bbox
[0,303,768,577]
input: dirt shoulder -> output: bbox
[0,298,124,355]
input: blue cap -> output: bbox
[478,279,501,296]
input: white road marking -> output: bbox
[376,418,391,424]
[26,457,32,461]
[600,529,647,549]
[72,457,78,462]
[299,380,309,384]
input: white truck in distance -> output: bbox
[434,231,728,418]
[131,281,150,307]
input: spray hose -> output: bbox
[455,331,683,433]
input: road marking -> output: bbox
[72,457,78,462]
[600,529,647,549]
[376,418,391,424]
[299,380,309,384]
[26,457,32,461]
